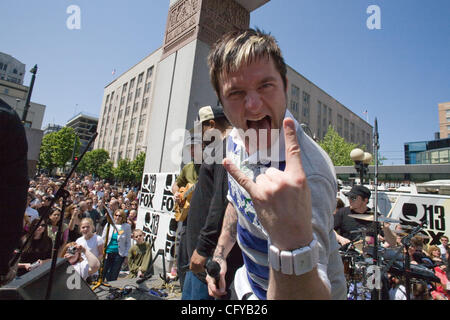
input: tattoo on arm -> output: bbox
[213,203,238,262]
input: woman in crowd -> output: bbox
[428,245,444,265]
[47,208,69,255]
[61,242,100,281]
[17,219,53,276]
[102,209,131,281]
[76,218,104,261]
[65,204,82,242]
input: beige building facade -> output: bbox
[0,79,45,129]
[94,49,161,164]
[286,68,373,149]
[438,101,450,139]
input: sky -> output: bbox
[2,0,449,165]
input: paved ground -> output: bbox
[92,272,182,300]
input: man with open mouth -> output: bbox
[205,28,346,300]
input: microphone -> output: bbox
[205,258,221,286]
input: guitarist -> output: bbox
[171,137,202,289]
[182,106,243,300]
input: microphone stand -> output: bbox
[371,117,381,300]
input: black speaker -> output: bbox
[0,258,97,300]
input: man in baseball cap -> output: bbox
[344,185,371,201]
[196,105,225,124]
[334,185,373,247]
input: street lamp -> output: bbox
[350,148,372,185]
[21,64,38,125]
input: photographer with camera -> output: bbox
[61,242,100,281]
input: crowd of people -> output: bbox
[18,173,150,283]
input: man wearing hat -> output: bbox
[334,185,374,247]
[181,105,243,300]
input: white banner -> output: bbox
[137,172,178,271]
[389,194,450,245]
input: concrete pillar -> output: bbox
[144,0,269,173]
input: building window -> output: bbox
[138,72,144,84]
[302,91,310,124]
[350,122,355,142]
[291,85,300,99]
[344,118,349,140]
[128,133,135,145]
[146,67,153,79]
[315,101,321,138]
[290,100,299,113]
[322,104,327,129]
[130,78,135,88]
[139,114,146,126]
[337,114,343,136]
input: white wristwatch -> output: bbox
[268,235,319,275]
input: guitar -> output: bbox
[174,183,196,222]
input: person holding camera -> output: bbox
[61,242,100,281]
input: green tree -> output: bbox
[319,126,360,166]
[98,160,114,181]
[131,152,146,184]
[53,127,80,168]
[114,158,133,186]
[39,127,80,173]
[77,149,110,177]
[39,132,58,173]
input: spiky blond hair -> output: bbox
[208,28,287,101]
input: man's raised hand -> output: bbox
[223,118,313,250]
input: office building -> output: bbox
[0,52,25,85]
[66,113,99,152]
